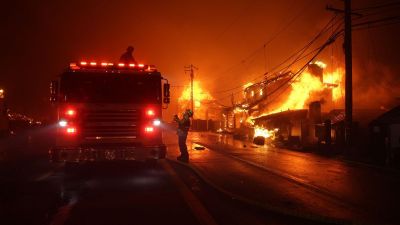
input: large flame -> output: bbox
[247,63,344,136]
[323,68,344,101]
[178,81,213,119]
[268,66,344,114]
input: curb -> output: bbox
[339,157,400,176]
[166,158,359,225]
[200,132,400,176]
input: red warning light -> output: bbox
[66,127,77,134]
[146,109,155,117]
[90,62,97,66]
[65,109,76,117]
[129,64,135,67]
[118,63,125,67]
[144,126,154,133]
[80,61,87,66]
[138,64,145,68]
[101,62,108,66]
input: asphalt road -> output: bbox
[187,132,400,224]
[2,126,400,225]
[0,127,329,225]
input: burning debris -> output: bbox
[253,126,279,145]
[254,126,278,139]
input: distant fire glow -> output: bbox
[178,81,213,119]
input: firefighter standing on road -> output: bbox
[119,46,137,64]
[174,109,193,162]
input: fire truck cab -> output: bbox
[49,61,170,162]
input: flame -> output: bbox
[323,68,344,101]
[314,61,327,69]
[254,126,278,138]
[243,82,253,89]
[269,66,344,114]
[271,71,323,113]
[244,62,344,125]
[178,81,213,118]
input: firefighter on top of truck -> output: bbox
[119,46,137,64]
[174,109,193,162]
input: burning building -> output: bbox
[225,61,345,148]
[178,81,214,119]
[178,81,223,131]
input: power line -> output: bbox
[215,28,342,106]
[211,15,341,96]
[353,20,400,31]
[244,30,343,110]
[353,1,400,12]
[352,15,400,29]
[208,0,316,84]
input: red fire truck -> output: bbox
[49,61,170,163]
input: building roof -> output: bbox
[370,105,400,125]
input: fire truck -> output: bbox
[49,61,170,163]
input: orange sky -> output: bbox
[1,0,399,119]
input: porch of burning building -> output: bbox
[221,101,346,151]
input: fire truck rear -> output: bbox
[49,61,170,162]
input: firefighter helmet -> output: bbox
[185,109,193,117]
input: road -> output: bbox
[0,127,399,225]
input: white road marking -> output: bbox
[160,160,219,225]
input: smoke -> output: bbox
[353,62,400,110]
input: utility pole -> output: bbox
[184,64,198,117]
[344,0,353,147]
[231,93,236,129]
[326,0,353,147]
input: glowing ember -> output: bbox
[178,81,213,118]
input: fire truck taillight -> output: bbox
[80,61,87,66]
[66,127,77,134]
[144,126,154,133]
[90,62,97,66]
[146,109,155,117]
[118,63,125,67]
[129,64,135,67]
[138,64,145,68]
[65,109,76,117]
